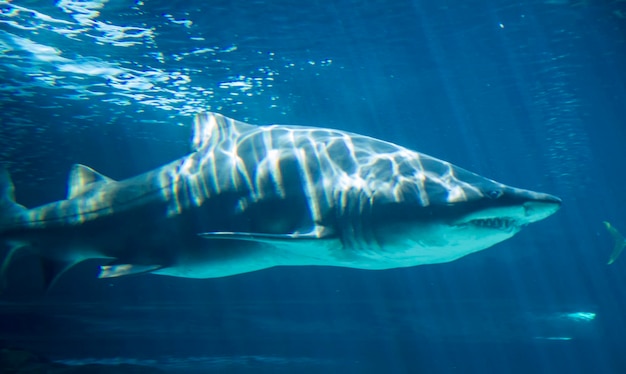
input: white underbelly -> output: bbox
[152,238,345,278]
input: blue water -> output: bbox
[1,0,626,372]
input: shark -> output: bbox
[603,221,626,265]
[0,112,561,290]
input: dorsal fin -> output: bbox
[191,112,256,151]
[67,164,114,199]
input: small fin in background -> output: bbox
[40,257,79,291]
[67,164,115,199]
[603,221,626,265]
[98,264,162,278]
[198,227,334,244]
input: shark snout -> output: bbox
[535,192,562,205]
[521,192,561,223]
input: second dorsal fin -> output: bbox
[67,164,114,199]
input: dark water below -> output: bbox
[0,298,616,373]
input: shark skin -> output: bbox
[0,112,561,289]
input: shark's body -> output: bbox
[0,113,560,288]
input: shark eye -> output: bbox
[487,189,503,199]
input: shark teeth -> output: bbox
[466,217,517,230]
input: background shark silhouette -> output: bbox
[603,221,626,264]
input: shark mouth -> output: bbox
[461,217,519,231]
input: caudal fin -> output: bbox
[0,167,29,292]
[603,221,626,265]
[0,167,28,229]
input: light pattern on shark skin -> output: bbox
[162,112,504,233]
[18,170,154,229]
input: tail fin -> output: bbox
[603,221,626,265]
[0,167,29,293]
[1,167,28,230]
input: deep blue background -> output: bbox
[1,0,625,372]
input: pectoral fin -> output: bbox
[98,264,163,278]
[198,226,334,245]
